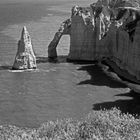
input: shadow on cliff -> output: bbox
[92,90,140,116]
[77,64,127,88]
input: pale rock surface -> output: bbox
[12,26,36,70]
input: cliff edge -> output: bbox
[48,0,140,85]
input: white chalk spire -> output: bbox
[12,26,37,70]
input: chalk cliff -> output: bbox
[48,0,140,84]
[12,26,37,70]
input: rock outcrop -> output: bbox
[48,0,140,84]
[48,19,71,59]
[68,6,97,60]
[12,26,36,70]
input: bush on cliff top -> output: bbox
[97,0,140,8]
[0,108,140,140]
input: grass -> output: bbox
[0,108,140,140]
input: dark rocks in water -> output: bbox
[12,26,37,70]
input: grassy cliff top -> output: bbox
[0,108,140,139]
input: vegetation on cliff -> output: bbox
[0,108,140,140]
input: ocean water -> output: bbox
[0,0,130,128]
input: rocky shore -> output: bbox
[48,0,140,91]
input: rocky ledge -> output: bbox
[12,26,37,70]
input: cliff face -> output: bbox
[68,4,112,60]
[48,0,140,83]
[68,0,140,83]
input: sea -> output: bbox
[0,0,131,128]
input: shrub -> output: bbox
[0,108,140,139]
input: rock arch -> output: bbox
[48,18,71,59]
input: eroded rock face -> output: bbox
[68,0,140,83]
[48,0,140,84]
[68,5,97,60]
[12,26,37,70]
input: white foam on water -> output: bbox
[9,69,39,73]
[9,70,25,72]
[47,13,53,16]
[9,68,57,73]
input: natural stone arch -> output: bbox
[48,19,71,59]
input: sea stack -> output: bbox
[12,26,37,70]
